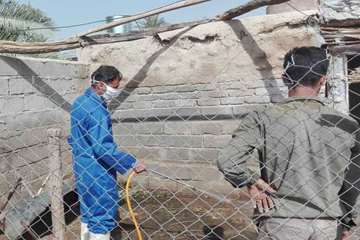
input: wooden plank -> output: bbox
[329,44,360,55]
[322,19,360,28]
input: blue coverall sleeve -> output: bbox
[87,110,137,174]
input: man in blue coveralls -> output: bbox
[68,65,146,240]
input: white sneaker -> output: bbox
[89,232,110,240]
[81,222,90,240]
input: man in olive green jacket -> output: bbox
[218,47,360,240]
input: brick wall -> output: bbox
[79,12,320,189]
[0,56,88,200]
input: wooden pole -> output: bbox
[47,128,65,240]
[0,19,210,54]
[79,0,211,36]
[217,0,290,20]
[329,44,360,55]
[0,0,298,53]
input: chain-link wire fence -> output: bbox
[1,42,360,240]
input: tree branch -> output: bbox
[217,0,290,20]
[0,19,211,54]
[79,0,211,36]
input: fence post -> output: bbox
[328,55,349,114]
[47,128,65,240]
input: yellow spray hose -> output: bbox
[125,169,234,240]
[125,171,143,240]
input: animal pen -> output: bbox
[0,0,360,239]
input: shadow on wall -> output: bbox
[1,56,72,113]
[108,26,197,112]
[226,21,285,103]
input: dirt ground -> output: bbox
[63,190,257,240]
[3,189,360,240]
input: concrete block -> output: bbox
[271,94,285,103]
[159,135,203,148]
[134,122,164,135]
[63,92,78,104]
[135,87,152,95]
[117,135,137,147]
[152,86,175,94]
[24,94,47,111]
[175,99,196,107]
[220,97,244,105]
[175,107,201,118]
[200,106,233,116]
[9,78,35,95]
[226,81,247,91]
[203,135,232,148]
[245,80,266,89]
[221,120,240,134]
[113,123,134,135]
[232,105,254,116]
[124,146,162,161]
[163,148,190,161]
[133,135,161,147]
[207,90,227,98]
[51,78,73,94]
[133,101,153,109]
[152,100,176,108]
[0,77,9,95]
[159,93,180,100]
[10,128,46,150]
[191,122,223,135]
[164,122,192,135]
[3,96,24,114]
[244,96,271,104]
[0,97,5,115]
[227,89,254,97]
[8,144,48,168]
[116,102,133,110]
[255,88,270,96]
[150,108,177,118]
[0,153,11,173]
[190,148,220,163]
[179,92,201,99]
[194,83,216,91]
[16,159,49,182]
[175,85,196,93]
[197,98,220,106]
[125,94,139,102]
[137,94,159,101]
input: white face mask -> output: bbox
[102,84,121,102]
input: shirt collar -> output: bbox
[281,96,327,106]
[85,87,106,105]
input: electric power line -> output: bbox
[18,15,132,32]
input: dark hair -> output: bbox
[91,65,122,84]
[282,47,329,88]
